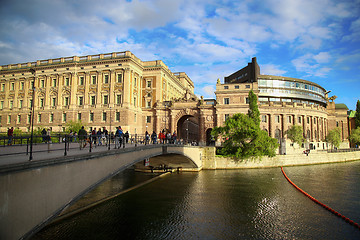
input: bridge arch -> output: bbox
[0,145,203,240]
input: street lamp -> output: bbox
[186,118,189,145]
[108,107,111,150]
[29,68,36,161]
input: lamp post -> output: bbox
[186,118,189,145]
[108,107,111,150]
[29,68,36,161]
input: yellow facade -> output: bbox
[0,51,194,134]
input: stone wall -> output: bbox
[201,147,360,169]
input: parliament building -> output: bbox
[0,51,349,150]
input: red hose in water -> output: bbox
[281,166,360,229]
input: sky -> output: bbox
[0,0,359,110]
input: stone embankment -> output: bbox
[201,147,360,169]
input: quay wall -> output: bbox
[201,147,360,169]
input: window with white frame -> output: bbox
[117,73,122,83]
[224,98,230,104]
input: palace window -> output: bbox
[1,84,5,91]
[147,101,151,108]
[146,116,151,123]
[39,98,44,107]
[133,96,137,107]
[262,115,267,123]
[134,113,137,122]
[27,114,31,124]
[77,113,81,120]
[50,113,54,123]
[246,97,249,104]
[19,100,23,108]
[62,113,66,122]
[245,85,250,89]
[224,98,230,104]
[134,77,137,87]
[117,73,122,83]
[147,80,151,88]
[0,101,3,109]
[298,116,302,124]
[52,78,57,87]
[224,86,229,89]
[90,96,96,105]
[17,115,21,124]
[89,112,94,122]
[307,117,310,124]
[64,97,69,106]
[40,79,45,88]
[288,116,292,123]
[104,74,109,84]
[30,81,34,89]
[102,112,107,121]
[103,95,109,105]
[116,94,121,105]
[7,115,11,124]
[235,85,239,89]
[20,82,24,90]
[51,97,57,107]
[78,96,84,106]
[116,112,120,121]
[29,99,33,108]
[10,82,15,91]
[91,75,96,84]
[9,100,13,109]
[225,114,229,122]
[65,77,70,86]
[79,76,84,85]
[275,115,280,123]
[37,114,41,123]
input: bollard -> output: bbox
[135,134,137,147]
[123,135,125,148]
[26,137,29,155]
[64,135,67,156]
[89,136,92,152]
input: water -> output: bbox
[33,161,360,239]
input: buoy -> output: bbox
[281,167,360,230]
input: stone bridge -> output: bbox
[0,145,208,240]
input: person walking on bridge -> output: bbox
[78,126,87,150]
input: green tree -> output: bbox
[248,90,260,126]
[211,113,279,159]
[355,100,360,128]
[286,125,304,146]
[349,127,360,147]
[65,120,85,133]
[325,128,341,149]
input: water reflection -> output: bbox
[33,162,360,239]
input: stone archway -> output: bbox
[176,115,199,144]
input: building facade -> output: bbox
[0,52,349,150]
[0,51,195,135]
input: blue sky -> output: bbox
[0,0,359,109]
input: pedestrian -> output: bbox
[7,127,14,145]
[172,131,177,144]
[46,128,52,143]
[97,128,102,146]
[78,126,87,149]
[91,128,97,146]
[145,131,149,144]
[41,128,47,142]
[103,127,108,145]
[115,126,123,148]
[124,131,129,144]
[151,131,157,144]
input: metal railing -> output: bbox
[0,133,185,159]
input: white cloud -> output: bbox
[291,52,332,77]
[260,64,287,76]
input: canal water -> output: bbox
[33,161,360,239]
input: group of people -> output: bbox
[77,126,130,149]
[144,130,178,144]
[41,128,52,143]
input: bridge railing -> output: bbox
[0,133,187,159]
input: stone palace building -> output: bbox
[0,51,349,150]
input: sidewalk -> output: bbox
[0,141,135,167]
